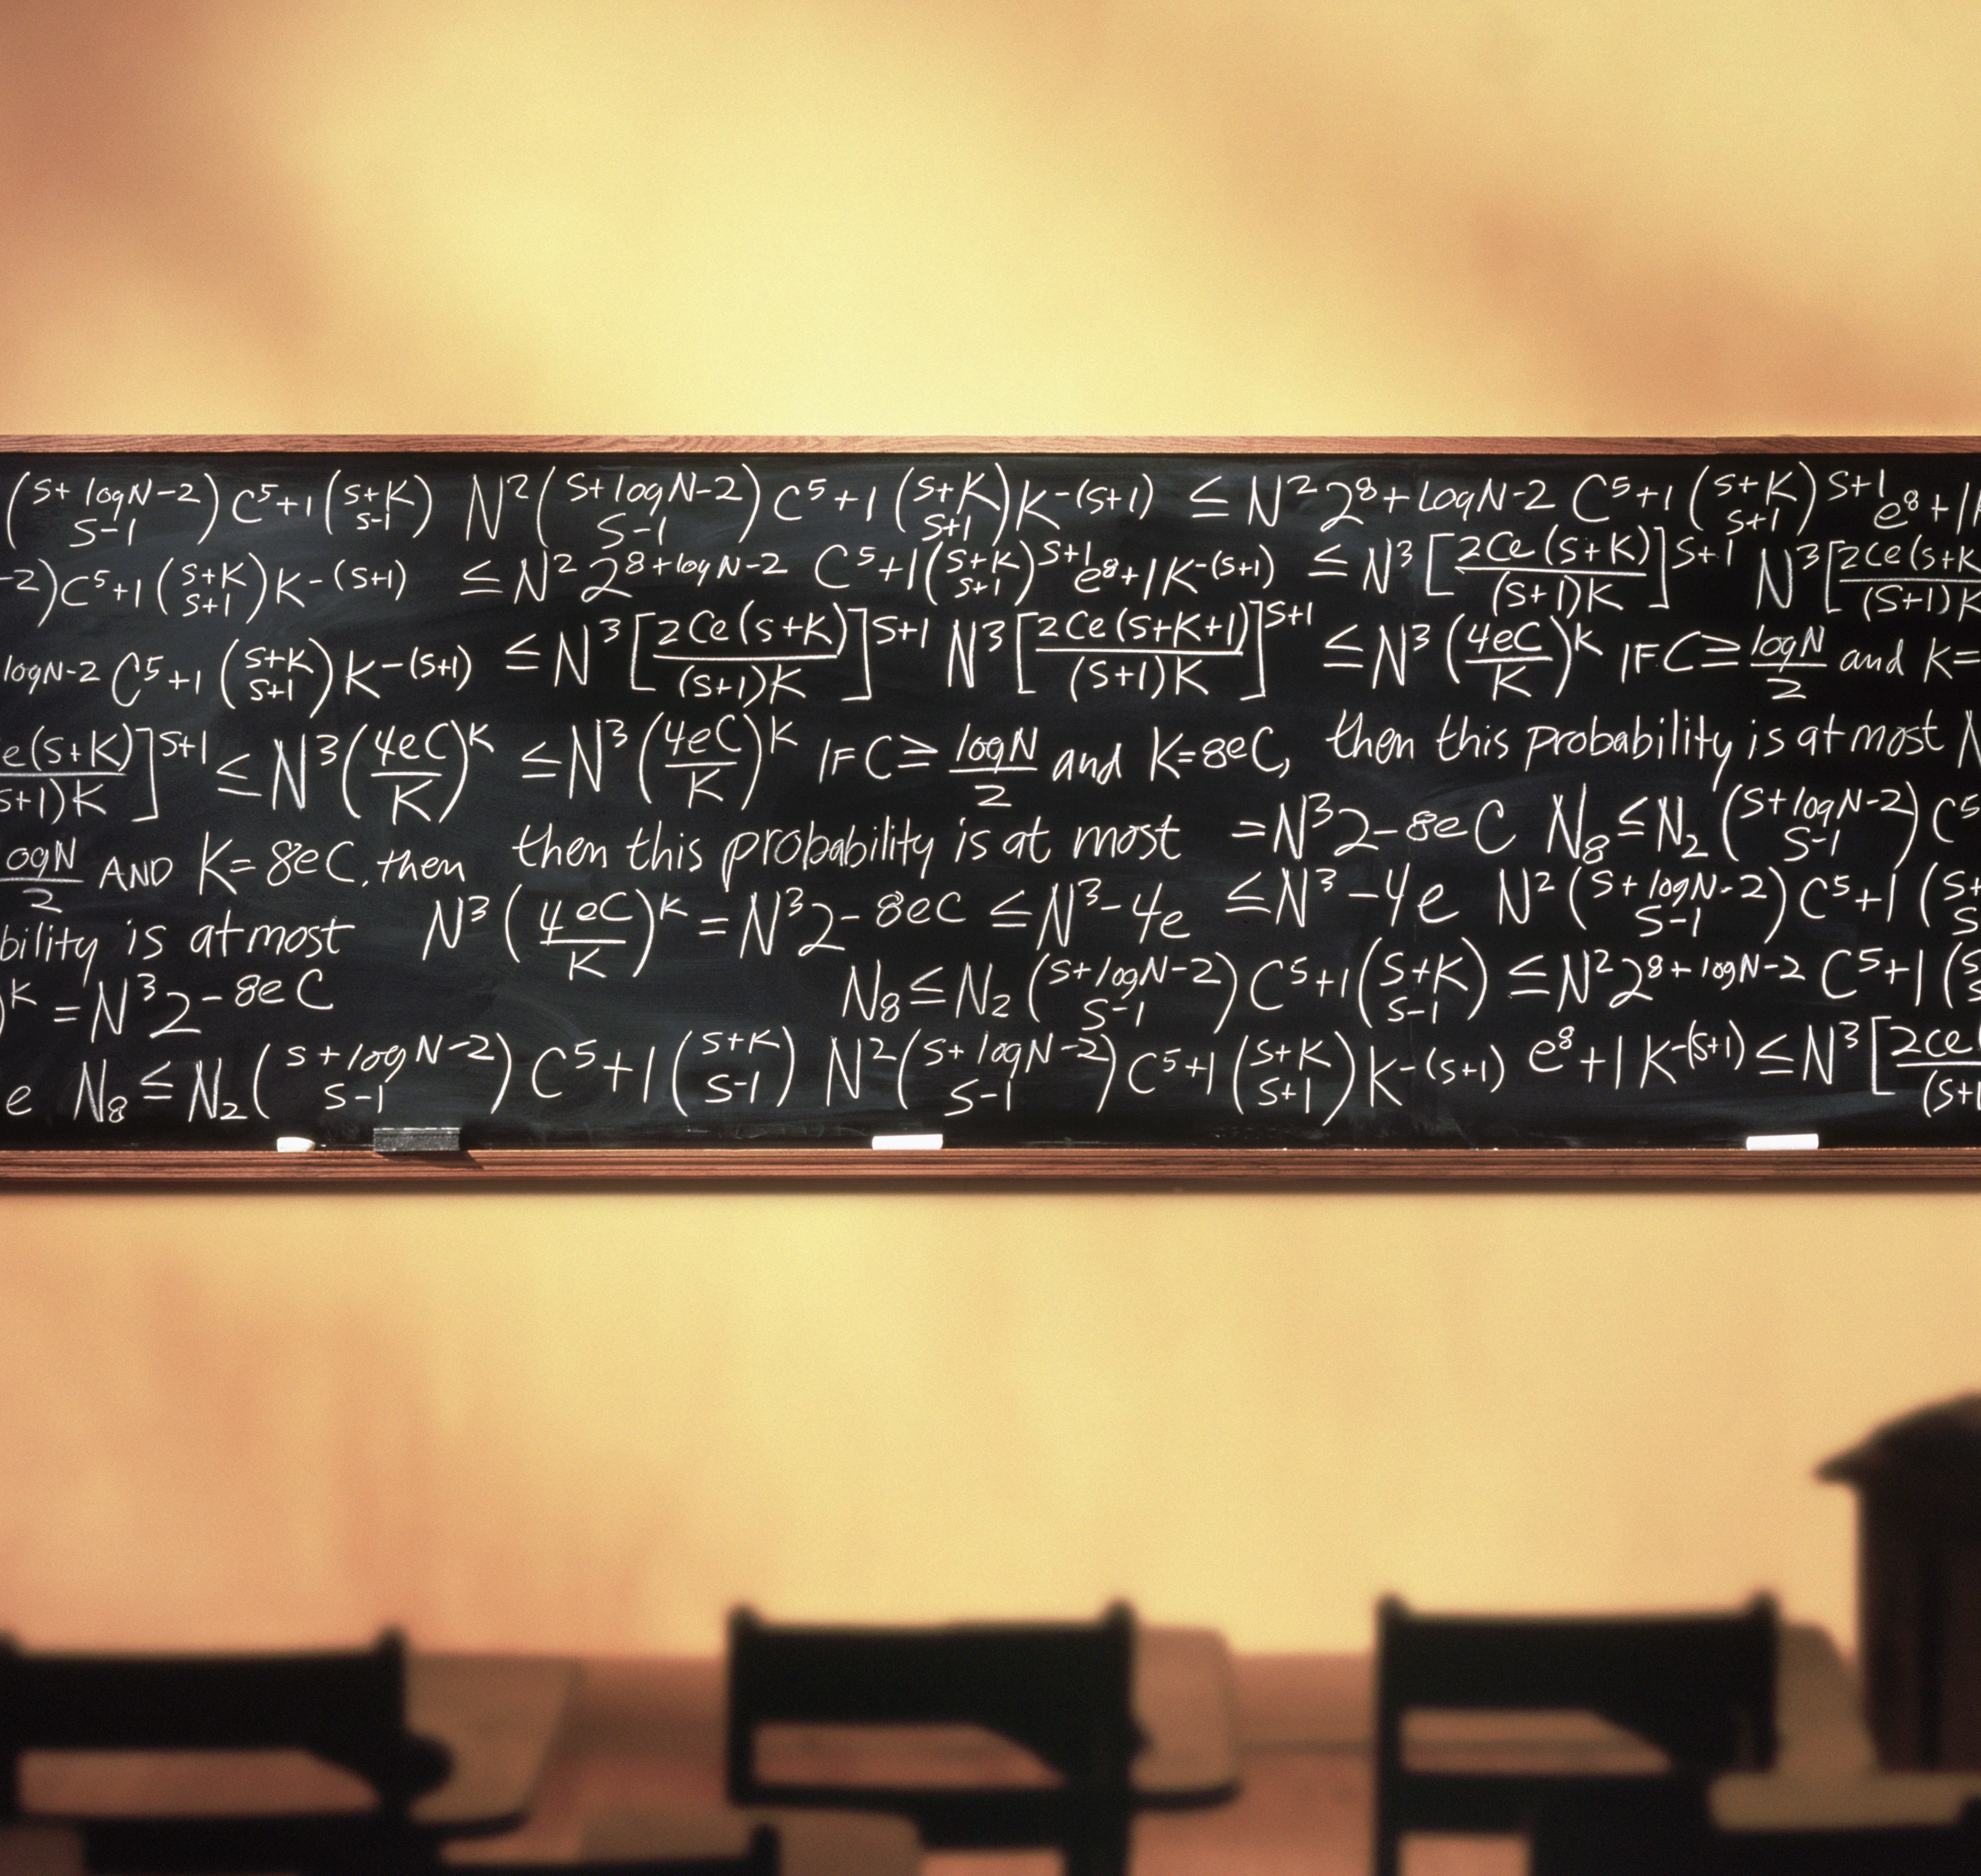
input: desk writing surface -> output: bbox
[5,438,1981,1168]
[8,1654,575,1837]
[406,1654,579,1831]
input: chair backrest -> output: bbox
[727,1603,1144,1876]
[1372,1595,1778,1876]
[728,1603,1142,1796]
[0,1630,452,1870]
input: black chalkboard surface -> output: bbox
[5,438,1981,1177]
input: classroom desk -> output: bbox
[453,1630,1964,1876]
[32,1632,1965,1876]
[456,1639,1349,1876]
[7,1654,577,1865]
[1710,1624,1981,1832]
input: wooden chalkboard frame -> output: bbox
[4,434,1978,1187]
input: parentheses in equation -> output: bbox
[155,556,173,618]
[1356,937,1380,1030]
[923,536,940,609]
[395,559,407,602]
[324,470,339,535]
[3,469,24,549]
[1074,477,1090,515]
[1324,1030,1358,1125]
[1258,543,1275,588]
[1027,952,1050,1023]
[1461,935,1490,1020]
[1550,615,1576,699]
[1016,536,1036,608]
[740,713,765,814]
[1798,461,1818,537]
[1092,1030,1118,1113]
[992,461,1012,546]
[1489,1043,1506,1092]
[453,643,471,691]
[334,558,346,592]
[1566,865,1586,932]
[133,724,160,822]
[1067,654,1085,704]
[245,552,268,627]
[1138,473,1154,519]
[1765,865,1789,945]
[1212,951,1240,1035]
[251,1043,270,1119]
[491,1032,513,1114]
[1720,789,1741,864]
[219,638,239,711]
[1231,1036,1248,1114]
[671,1029,691,1118]
[1921,860,1939,931]
[898,1028,921,1111]
[1543,521,1558,567]
[632,889,657,977]
[1923,1068,1938,1119]
[340,723,367,819]
[502,883,522,964]
[440,719,471,822]
[307,639,334,718]
[1445,617,1462,686]
[535,463,554,547]
[894,464,914,536]
[1688,462,1710,533]
[34,560,59,630]
[198,472,221,546]
[636,710,664,805]
[413,475,433,539]
[1724,1021,1744,1071]
[778,1027,796,1106]
[1948,940,1963,1013]
[737,462,761,544]
[1895,779,1923,871]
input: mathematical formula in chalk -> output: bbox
[3,449,1979,1147]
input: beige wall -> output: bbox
[3,0,1980,1655]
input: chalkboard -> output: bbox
[5,437,1981,1180]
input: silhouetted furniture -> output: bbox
[578,1808,921,1876]
[726,1603,1171,1876]
[1686,1623,1981,1873]
[1371,1594,1779,1876]
[1820,1394,1981,1770]
[446,1819,787,1876]
[1531,1776,1981,1875]
[0,1631,456,1874]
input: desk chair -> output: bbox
[1372,1594,1779,1876]
[0,1630,452,1874]
[726,1603,1145,1876]
[1529,1780,1981,1875]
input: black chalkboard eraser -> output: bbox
[372,1126,462,1154]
